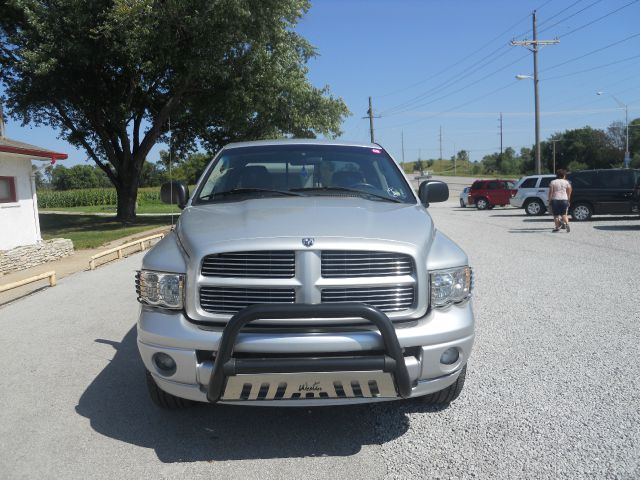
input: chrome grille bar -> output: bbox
[321,286,415,312]
[322,251,413,278]
[199,287,296,314]
[201,251,295,278]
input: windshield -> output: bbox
[194,144,415,204]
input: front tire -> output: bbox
[525,198,545,216]
[146,370,195,409]
[476,198,490,210]
[420,365,467,406]
[571,203,593,221]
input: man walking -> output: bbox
[548,169,572,233]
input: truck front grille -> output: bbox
[201,251,295,278]
[321,251,413,278]
[321,286,415,312]
[200,287,296,314]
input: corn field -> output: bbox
[38,187,162,208]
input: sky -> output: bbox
[2,0,639,166]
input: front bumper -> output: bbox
[137,301,474,405]
[509,197,524,208]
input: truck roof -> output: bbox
[223,138,380,150]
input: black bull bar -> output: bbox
[206,302,413,403]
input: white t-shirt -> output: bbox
[549,179,571,200]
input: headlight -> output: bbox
[136,270,185,309]
[430,266,472,308]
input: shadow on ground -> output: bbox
[507,228,555,233]
[593,224,640,231]
[76,327,438,463]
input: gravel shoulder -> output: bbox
[1,199,638,479]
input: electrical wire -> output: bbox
[560,0,640,38]
[378,80,521,131]
[375,10,536,99]
[386,52,530,116]
[543,32,640,72]
[376,0,557,108]
[537,0,605,36]
[512,0,584,39]
[380,47,520,116]
[544,53,640,81]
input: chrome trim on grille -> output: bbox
[321,251,414,278]
[199,287,296,314]
[201,251,295,278]
[321,286,415,312]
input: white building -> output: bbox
[0,135,67,251]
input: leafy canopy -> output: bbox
[0,0,349,218]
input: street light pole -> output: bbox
[598,91,630,167]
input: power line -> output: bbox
[544,53,640,81]
[380,46,516,115]
[374,4,548,99]
[378,79,521,131]
[543,32,640,72]
[384,52,529,116]
[513,0,584,39]
[558,0,640,38]
[537,0,605,36]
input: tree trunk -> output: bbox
[115,178,139,222]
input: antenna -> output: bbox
[169,116,174,229]
[0,101,5,138]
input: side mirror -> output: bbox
[418,180,449,207]
[160,181,189,209]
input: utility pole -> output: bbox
[439,126,442,161]
[511,11,559,175]
[364,96,378,143]
[453,141,457,176]
[499,112,503,156]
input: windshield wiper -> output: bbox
[291,186,404,203]
[199,188,304,201]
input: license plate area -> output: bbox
[221,370,397,401]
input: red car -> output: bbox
[468,179,516,210]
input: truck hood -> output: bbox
[176,196,433,255]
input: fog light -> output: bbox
[440,348,459,365]
[153,352,176,375]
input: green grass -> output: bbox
[41,203,182,214]
[39,213,173,249]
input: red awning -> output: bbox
[0,144,68,161]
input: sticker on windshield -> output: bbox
[372,148,382,154]
[387,187,402,198]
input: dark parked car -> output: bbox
[567,168,640,221]
[468,179,516,210]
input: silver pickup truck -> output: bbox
[136,139,474,408]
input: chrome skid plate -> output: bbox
[221,370,398,401]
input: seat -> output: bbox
[238,166,273,189]
[331,170,364,188]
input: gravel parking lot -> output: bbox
[1,199,638,479]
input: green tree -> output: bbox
[50,164,112,190]
[0,0,349,220]
[542,127,618,171]
[138,161,167,188]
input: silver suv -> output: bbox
[136,140,474,409]
[510,174,556,215]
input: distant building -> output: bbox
[0,133,68,250]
